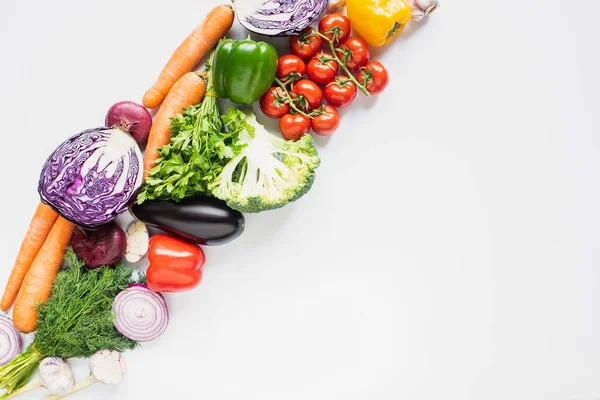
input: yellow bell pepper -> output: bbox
[346,0,413,47]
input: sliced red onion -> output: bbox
[0,315,21,365]
[233,0,328,36]
[112,285,168,342]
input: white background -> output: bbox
[1,0,599,399]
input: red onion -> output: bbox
[71,222,127,269]
[112,285,168,342]
[0,315,21,365]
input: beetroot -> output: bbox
[71,222,127,268]
[105,101,152,144]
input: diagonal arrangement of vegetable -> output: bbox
[0,1,439,398]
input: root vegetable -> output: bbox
[112,284,168,342]
[0,315,20,366]
[105,101,152,145]
[71,222,126,269]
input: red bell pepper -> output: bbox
[146,234,205,292]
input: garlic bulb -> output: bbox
[39,358,74,395]
[407,0,440,21]
[327,0,346,12]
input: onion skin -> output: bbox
[105,101,152,145]
[71,222,127,268]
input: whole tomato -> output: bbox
[311,105,340,136]
[280,114,311,141]
[337,37,370,71]
[289,27,322,59]
[357,61,389,94]
[324,76,357,108]
[306,52,338,84]
[260,87,290,119]
[277,54,306,80]
[292,79,323,111]
[318,13,351,45]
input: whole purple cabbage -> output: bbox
[38,127,143,228]
[233,0,328,36]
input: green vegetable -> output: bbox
[213,38,278,105]
[209,108,321,213]
[0,248,140,397]
[138,53,243,203]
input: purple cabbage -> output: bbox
[38,126,143,228]
[232,0,328,36]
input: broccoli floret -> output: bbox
[209,108,320,213]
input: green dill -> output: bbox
[0,248,140,397]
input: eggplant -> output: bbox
[130,197,244,246]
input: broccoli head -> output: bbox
[209,108,320,213]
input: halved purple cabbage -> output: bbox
[232,0,328,36]
[38,127,143,228]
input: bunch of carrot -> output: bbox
[1,203,74,333]
[142,3,235,179]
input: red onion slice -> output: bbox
[0,315,21,365]
[112,285,168,342]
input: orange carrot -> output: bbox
[1,202,59,312]
[142,4,234,109]
[143,71,206,180]
[12,217,74,333]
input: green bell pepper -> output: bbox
[213,38,278,105]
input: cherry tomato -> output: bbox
[277,54,306,80]
[337,37,370,71]
[260,87,290,119]
[289,27,323,59]
[280,114,311,141]
[306,52,338,84]
[357,61,389,94]
[292,79,323,111]
[318,13,351,45]
[324,76,357,108]
[311,105,340,136]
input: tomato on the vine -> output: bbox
[260,87,290,119]
[280,113,311,141]
[289,27,322,59]
[291,79,323,111]
[357,61,389,94]
[311,105,340,136]
[277,54,306,80]
[324,76,357,108]
[337,37,370,71]
[306,52,338,84]
[318,13,351,45]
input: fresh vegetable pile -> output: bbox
[0,1,439,398]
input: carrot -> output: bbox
[1,202,59,312]
[143,71,207,180]
[12,217,74,333]
[142,4,234,109]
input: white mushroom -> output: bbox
[44,350,126,400]
[3,358,74,399]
